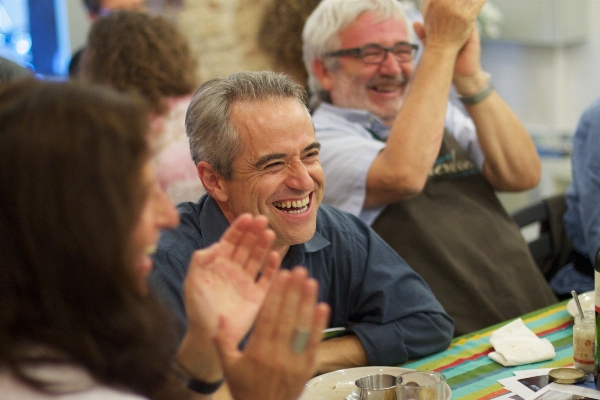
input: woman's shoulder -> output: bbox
[0,365,148,400]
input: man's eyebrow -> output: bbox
[254,153,286,168]
[305,142,321,152]
[253,142,321,169]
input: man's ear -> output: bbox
[197,161,229,202]
[311,58,335,92]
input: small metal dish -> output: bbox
[548,368,586,384]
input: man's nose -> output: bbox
[378,51,403,75]
[286,161,314,190]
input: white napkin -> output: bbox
[488,318,555,366]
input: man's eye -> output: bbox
[362,48,382,57]
[265,161,284,169]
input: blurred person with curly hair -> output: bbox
[69,0,145,77]
[258,0,321,87]
[80,10,205,205]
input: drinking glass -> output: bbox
[396,371,446,400]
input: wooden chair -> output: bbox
[510,194,574,282]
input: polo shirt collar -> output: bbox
[197,195,330,269]
[197,195,232,246]
[318,102,390,141]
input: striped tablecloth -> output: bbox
[402,300,575,399]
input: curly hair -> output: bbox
[81,10,198,115]
[257,0,322,86]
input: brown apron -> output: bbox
[371,132,557,336]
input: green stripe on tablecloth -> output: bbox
[403,300,575,399]
[449,353,574,399]
[405,301,572,369]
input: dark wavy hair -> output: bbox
[0,79,185,399]
[80,10,198,115]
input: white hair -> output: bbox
[302,0,414,107]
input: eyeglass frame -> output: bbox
[322,42,419,64]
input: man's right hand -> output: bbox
[415,0,486,53]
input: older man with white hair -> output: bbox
[303,0,557,336]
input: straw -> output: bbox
[571,290,585,320]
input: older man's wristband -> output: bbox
[187,377,225,394]
[458,76,494,105]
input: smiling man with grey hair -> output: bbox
[150,70,453,375]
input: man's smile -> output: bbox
[367,75,406,93]
[273,195,311,214]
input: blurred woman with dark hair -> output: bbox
[0,79,329,400]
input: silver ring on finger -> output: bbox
[291,328,311,354]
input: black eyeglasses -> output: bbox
[323,42,419,64]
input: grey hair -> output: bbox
[185,70,309,180]
[302,0,413,108]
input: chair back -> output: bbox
[510,194,573,281]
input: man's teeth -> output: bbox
[273,197,310,213]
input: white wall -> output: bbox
[65,0,90,53]
[53,0,89,75]
[481,0,600,137]
[480,1,600,211]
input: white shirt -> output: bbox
[312,102,484,225]
[0,365,148,400]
